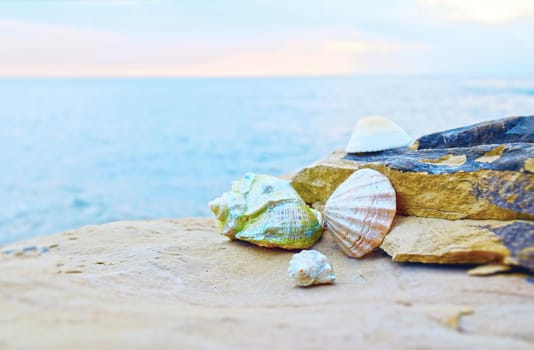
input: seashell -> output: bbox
[345,116,411,153]
[288,250,335,287]
[324,168,396,258]
[209,173,323,249]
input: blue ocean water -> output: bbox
[1,76,533,245]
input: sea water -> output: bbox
[1,76,533,244]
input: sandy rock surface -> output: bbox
[381,216,533,270]
[1,218,533,349]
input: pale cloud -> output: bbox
[0,20,123,67]
[325,40,426,54]
[6,0,151,4]
[0,20,423,77]
[421,0,534,24]
[325,41,394,53]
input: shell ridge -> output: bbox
[324,202,395,218]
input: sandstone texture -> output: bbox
[291,116,533,221]
[380,216,534,271]
[1,218,533,349]
[467,264,512,276]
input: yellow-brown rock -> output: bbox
[467,263,511,276]
[291,148,533,220]
[380,216,534,271]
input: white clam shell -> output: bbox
[345,116,411,153]
[288,250,335,287]
[324,168,396,258]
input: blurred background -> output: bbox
[1,0,534,244]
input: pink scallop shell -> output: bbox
[324,168,397,258]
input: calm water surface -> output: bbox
[1,76,533,244]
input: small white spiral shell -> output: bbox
[288,250,335,287]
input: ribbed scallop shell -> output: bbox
[288,250,335,287]
[345,116,411,153]
[324,168,396,258]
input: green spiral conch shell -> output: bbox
[208,173,323,249]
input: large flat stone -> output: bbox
[1,218,533,349]
[380,216,534,271]
[291,145,533,220]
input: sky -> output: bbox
[0,0,533,77]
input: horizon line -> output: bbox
[1,73,532,79]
